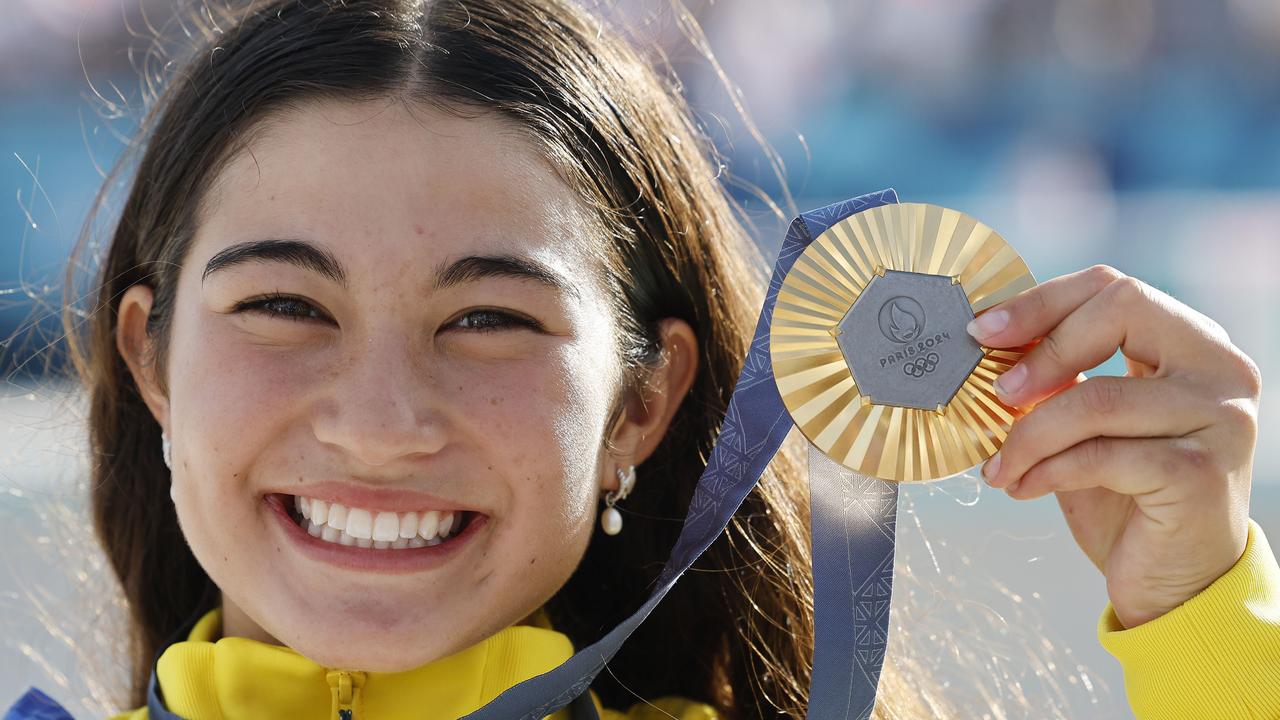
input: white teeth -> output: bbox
[291,494,470,550]
[345,508,373,540]
[373,512,401,542]
[327,503,348,531]
[399,512,419,539]
[418,511,439,540]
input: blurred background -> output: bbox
[1,0,1276,717]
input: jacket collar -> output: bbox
[146,607,593,720]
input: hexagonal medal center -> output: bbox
[834,269,984,411]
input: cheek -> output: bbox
[459,345,610,581]
[170,323,304,476]
[163,318,309,578]
[465,346,606,519]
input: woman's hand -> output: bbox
[969,265,1262,630]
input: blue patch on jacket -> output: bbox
[3,688,75,720]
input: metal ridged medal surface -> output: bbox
[769,202,1038,482]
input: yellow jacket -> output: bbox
[98,518,1278,720]
[1097,516,1280,719]
[107,606,714,720]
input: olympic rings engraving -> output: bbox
[903,352,940,378]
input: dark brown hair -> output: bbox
[61,0,939,716]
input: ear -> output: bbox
[602,317,699,490]
[116,284,172,435]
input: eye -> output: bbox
[233,294,328,323]
[448,308,540,333]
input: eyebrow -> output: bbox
[201,238,579,299]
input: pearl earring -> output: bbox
[162,430,177,503]
[601,465,636,536]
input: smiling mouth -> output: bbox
[279,493,477,550]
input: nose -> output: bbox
[310,333,448,467]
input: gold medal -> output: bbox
[769,202,1037,482]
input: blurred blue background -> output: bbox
[1,1,1277,718]
[4,0,1277,481]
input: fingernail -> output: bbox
[994,363,1028,398]
[966,309,1009,340]
[982,452,1002,485]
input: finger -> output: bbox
[985,275,1224,407]
[1004,435,1216,501]
[967,264,1123,346]
[984,375,1213,488]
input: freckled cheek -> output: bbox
[168,328,305,532]
[178,338,298,443]
[168,349,315,600]
[464,364,601,529]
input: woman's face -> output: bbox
[116,97,691,670]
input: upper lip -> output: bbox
[266,480,484,515]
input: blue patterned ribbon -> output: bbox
[807,442,899,719]
[137,188,902,720]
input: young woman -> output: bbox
[7,0,1277,718]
